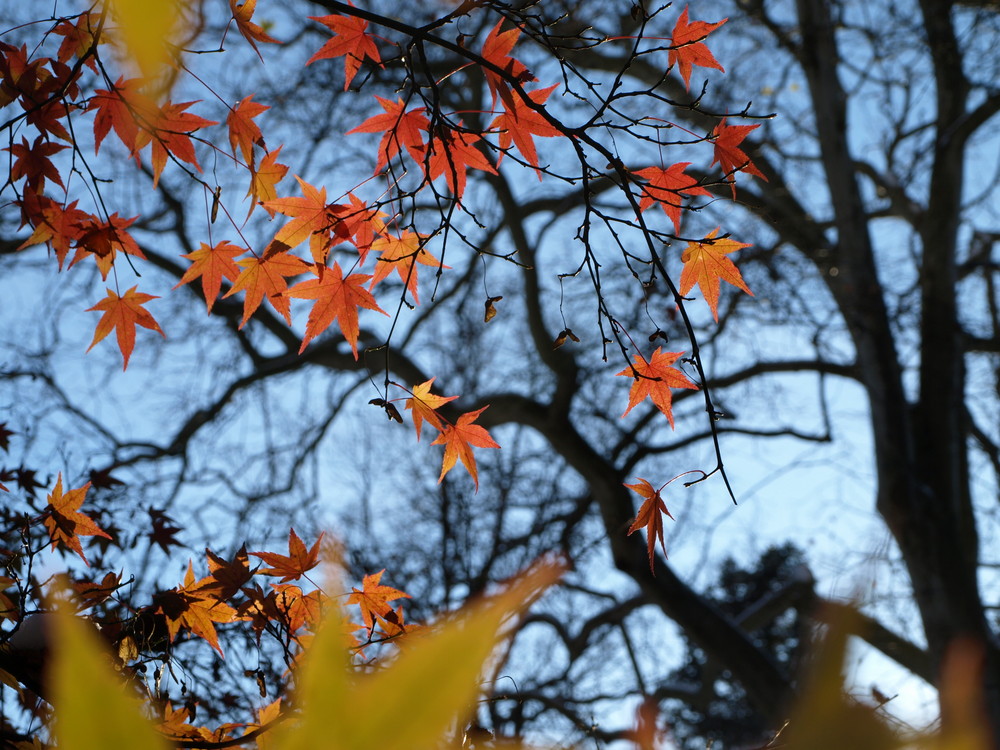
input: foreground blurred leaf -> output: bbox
[51,603,170,750]
[275,558,565,750]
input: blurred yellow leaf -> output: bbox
[50,604,170,750]
[106,0,182,80]
[274,558,564,750]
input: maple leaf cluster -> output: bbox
[1,0,767,642]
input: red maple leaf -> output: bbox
[669,6,726,90]
[173,241,245,313]
[226,94,268,166]
[5,135,67,192]
[250,528,325,583]
[490,84,561,179]
[43,474,111,565]
[425,124,497,199]
[625,478,675,574]
[307,14,383,90]
[633,162,712,234]
[711,118,767,197]
[285,261,387,357]
[616,348,698,428]
[229,0,280,60]
[223,246,310,327]
[89,77,146,154]
[132,100,218,188]
[86,286,165,370]
[431,406,500,490]
[346,96,429,172]
[69,212,146,280]
[347,569,410,631]
[481,19,536,113]
[405,378,458,441]
[680,228,753,320]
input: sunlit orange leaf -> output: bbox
[405,378,458,441]
[625,479,674,573]
[285,262,387,357]
[369,230,446,304]
[248,146,288,215]
[173,241,244,313]
[43,474,111,565]
[250,528,324,583]
[86,286,165,370]
[430,406,500,490]
[229,0,280,60]
[307,14,383,90]
[347,569,410,631]
[226,94,268,165]
[616,348,698,428]
[157,561,237,656]
[223,246,310,327]
[669,6,726,90]
[679,228,753,320]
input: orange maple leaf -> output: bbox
[17,195,87,267]
[285,261,387,357]
[405,378,458,441]
[43,474,111,566]
[347,569,410,632]
[425,124,497,199]
[481,19,536,113]
[307,14,383,90]
[625,478,675,573]
[669,6,726,90]
[247,146,288,215]
[430,406,500,490]
[711,118,767,197]
[680,228,753,321]
[223,246,310,327]
[616,348,698,428]
[369,230,447,304]
[633,162,711,234]
[156,561,236,656]
[173,241,244,313]
[490,84,561,179]
[264,176,350,263]
[229,0,280,60]
[346,97,429,172]
[226,94,268,166]
[86,286,165,370]
[250,528,325,583]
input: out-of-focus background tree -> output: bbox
[2,1,999,747]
